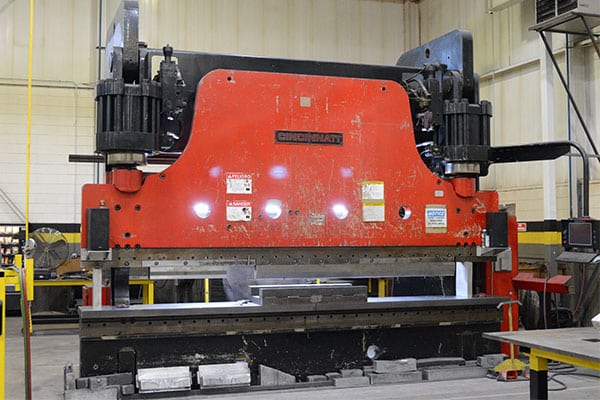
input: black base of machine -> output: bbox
[80,324,500,382]
[78,295,505,380]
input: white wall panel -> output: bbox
[416,0,600,221]
[5,0,594,224]
[1,0,96,83]
[136,0,405,65]
[0,0,408,224]
[0,84,94,224]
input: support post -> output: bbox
[529,352,548,400]
[455,262,473,298]
[92,268,102,309]
[378,278,387,297]
[204,278,210,303]
[540,34,557,221]
[0,271,5,400]
[141,280,154,305]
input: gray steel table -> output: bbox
[484,327,600,400]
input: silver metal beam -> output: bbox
[0,185,26,223]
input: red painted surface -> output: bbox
[512,272,571,294]
[82,285,111,306]
[107,169,143,193]
[82,69,499,249]
[484,215,520,354]
[450,178,476,198]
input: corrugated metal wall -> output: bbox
[1,0,598,224]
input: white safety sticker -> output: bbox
[226,173,252,194]
[362,181,384,201]
[226,200,252,221]
[310,213,325,226]
[425,205,447,233]
[363,202,385,222]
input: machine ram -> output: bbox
[67,0,572,395]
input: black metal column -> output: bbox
[530,369,548,400]
[579,16,600,60]
[111,267,130,307]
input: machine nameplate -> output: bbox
[310,213,325,226]
[274,130,343,146]
[425,204,447,233]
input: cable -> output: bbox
[542,265,548,329]
[547,361,575,372]
[548,375,568,391]
[545,362,600,392]
[573,264,586,317]
[402,66,426,86]
[548,370,600,392]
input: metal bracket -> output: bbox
[141,259,251,279]
[493,248,513,272]
[81,248,112,262]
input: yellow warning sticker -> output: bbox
[361,181,384,201]
[363,202,385,222]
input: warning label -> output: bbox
[363,202,385,222]
[226,173,252,194]
[361,181,384,201]
[361,181,385,222]
[226,200,252,221]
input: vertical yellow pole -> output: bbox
[368,278,372,294]
[142,281,154,305]
[0,271,6,400]
[203,278,210,303]
[25,257,34,302]
[25,0,34,243]
[378,278,386,297]
[507,305,515,361]
[148,281,154,304]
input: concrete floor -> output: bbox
[4,317,600,400]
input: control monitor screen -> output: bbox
[568,222,592,247]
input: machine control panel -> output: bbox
[561,219,600,251]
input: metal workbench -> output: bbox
[484,327,600,400]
